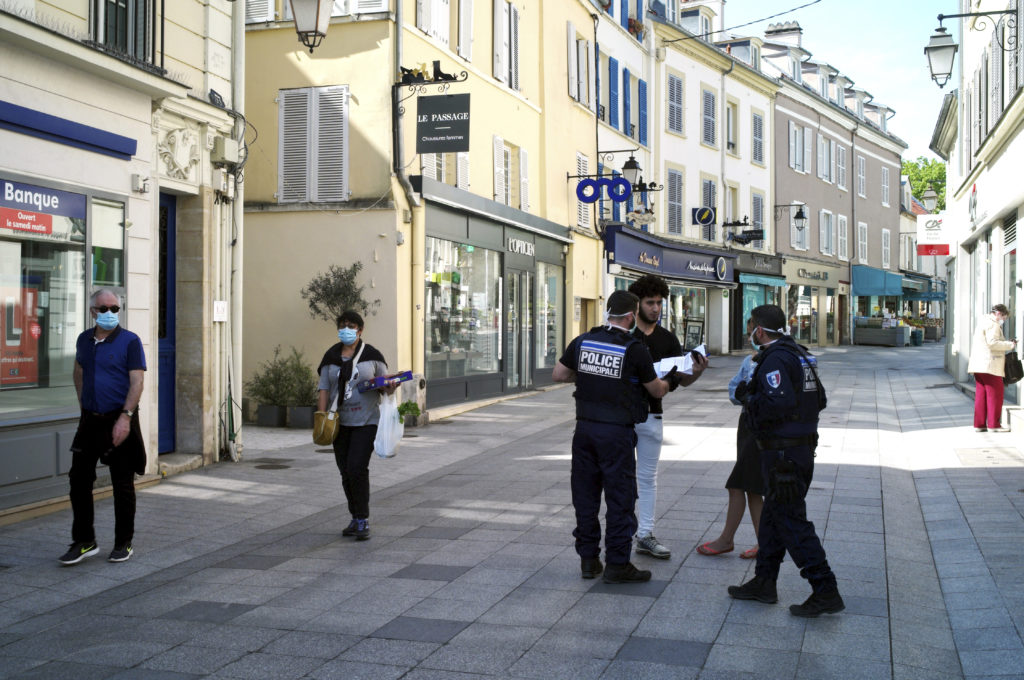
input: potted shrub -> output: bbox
[285,349,318,429]
[245,346,292,427]
[398,400,422,428]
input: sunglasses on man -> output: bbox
[92,305,121,313]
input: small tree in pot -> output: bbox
[245,346,292,427]
[301,262,380,322]
[285,349,318,429]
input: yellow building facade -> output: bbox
[243,0,602,411]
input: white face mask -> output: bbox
[749,327,761,351]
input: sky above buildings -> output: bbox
[723,0,956,163]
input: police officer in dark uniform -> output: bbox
[553,290,683,583]
[728,304,844,617]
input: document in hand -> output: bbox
[654,344,708,377]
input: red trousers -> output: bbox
[974,372,1004,428]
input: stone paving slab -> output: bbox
[0,345,1022,678]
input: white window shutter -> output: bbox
[278,89,311,202]
[417,0,432,33]
[819,210,827,254]
[586,40,596,113]
[829,140,836,182]
[509,3,520,90]
[313,86,349,202]
[788,121,796,169]
[519,148,529,212]
[421,153,437,180]
[803,127,812,175]
[351,0,389,13]
[436,0,451,45]
[246,0,274,23]
[576,153,589,227]
[493,0,508,83]
[567,22,578,100]
[816,134,824,178]
[838,215,848,260]
[457,0,473,60]
[493,135,505,201]
[456,151,470,189]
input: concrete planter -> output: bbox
[256,405,286,427]
[287,406,315,429]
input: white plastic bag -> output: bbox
[373,392,404,459]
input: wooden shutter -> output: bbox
[837,145,846,188]
[417,0,432,33]
[752,113,763,163]
[457,0,473,60]
[278,88,310,202]
[567,22,578,100]
[246,0,273,23]
[668,74,682,133]
[667,170,682,234]
[620,0,629,30]
[819,210,827,254]
[608,57,619,128]
[421,153,437,180]
[351,0,389,13]
[802,127,812,175]
[576,153,589,228]
[701,179,715,240]
[493,0,508,84]
[587,41,596,113]
[508,3,520,90]
[436,0,451,45]
[519,148,529,212]
[456,152,470,189]
[838,215,848,260]
[623,68,631,136]
[314,86,348,202]
[702,90,715,145]
[638,79,647,146]
[991,33,1003,124]
[829,140,836,182]
[882,229,890,269]
[577,40,589,105]
[816,134,825,179]
[493,135,505,201]
[752,193,764,248]
[788,120,796,169]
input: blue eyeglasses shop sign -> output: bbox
[416,94,471,154]
[576,176,632,203]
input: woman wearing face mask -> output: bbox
[317,310,395,540]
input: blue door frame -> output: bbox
[158,193,176,453]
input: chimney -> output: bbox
[765,21,802,48]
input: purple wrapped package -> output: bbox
[356,370,413,393]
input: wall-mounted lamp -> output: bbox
[921,183,939,212]
[290,0,333,53]
[774,204,808,231]
[924,10,1017,88]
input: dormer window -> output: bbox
[751,45,760,71]
[819,71,828,98]
[790,56,801,83]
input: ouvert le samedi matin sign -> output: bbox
[416,94,470,154]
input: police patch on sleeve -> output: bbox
[577,340,626,379]
[765,370,782,389]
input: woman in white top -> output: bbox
[966,304,1016,432]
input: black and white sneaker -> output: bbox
[108,542,133,562]
[58,542,99,566]
[636,534,671,559]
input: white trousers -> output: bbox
[634,413,664,537]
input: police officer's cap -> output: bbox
[606,290,639,316]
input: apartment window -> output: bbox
[576,152,589,228]
[726,101,738,153]
[819,72,829,98]
[667,169,683,235]
[882,228,891,269]
[788,122,812,173]
[790,56,802,83]
[881,167,890,206]
[701,88,716,146]
[567,23,594,109]
[608,57,620,129]
[819,210,834,256]
[817,135,834,183]
[94,0,152,61]
[752,112,764,164]
[280,0,353,21]
[857,155,866,197]
[791,202,808,250]
[623,67,632,136]
[418,0,452,45]
[421,152,447,183]
[638,79,648,146]
[701,178,716,240]
[278,86,349,203]
[837,214,849,261]
[667,73,683,134]
[857,221,868,263]
[751,192,765,248]
[492,136,526,209]
[837,145,847,189]
[493,0,520,90]
[458,0,473,60]
[751,46,760,71]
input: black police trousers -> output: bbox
[570,420,638,565]
[754,444,837,592]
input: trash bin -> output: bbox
[910,329,923,346]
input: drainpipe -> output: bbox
[394,2,425,380]
[228,0,245,459]
[720,59,734,353]
[849,120,858,345]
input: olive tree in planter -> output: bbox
[301,262,380,322]
[245,346,292,427]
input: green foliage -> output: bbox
[301,262,381,323]
[245,346,318,407]
[902,156,947,211]
[397,400,421,419]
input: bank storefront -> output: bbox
[732,252,785,350]
[604,224,736,353]
[782,259,849,346]
[418,180,570,408]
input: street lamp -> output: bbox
[921,183,939,212]
[290,0,333,53]
[924,10,1017,88]
[621,155,641,186]
[774,203,808,231]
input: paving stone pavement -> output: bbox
[0,343,1022,679]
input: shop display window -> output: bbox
[535,262,564,369]
[787,285,818,344]
[424,238,501,380]
[668,285,706,349]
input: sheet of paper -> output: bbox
[655,345,708,377]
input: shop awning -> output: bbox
[904,291,947,301]
[851,265,903,296]
[739,273,787,287]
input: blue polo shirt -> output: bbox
[75,326,147,413]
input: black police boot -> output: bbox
[727,576,778,604]
[789,588,845,617]
[602,562,651,584]
[580,557,603,579]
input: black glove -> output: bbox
[665,366,683,392]
[734,380,750,402]
[768,457,803,504]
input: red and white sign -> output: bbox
[0,207,52,235]
[916,213,948,256]
[29,322,41,340]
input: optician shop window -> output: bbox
[0,179,125,422]
[535,262,564,369]
[424,237,501,381]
